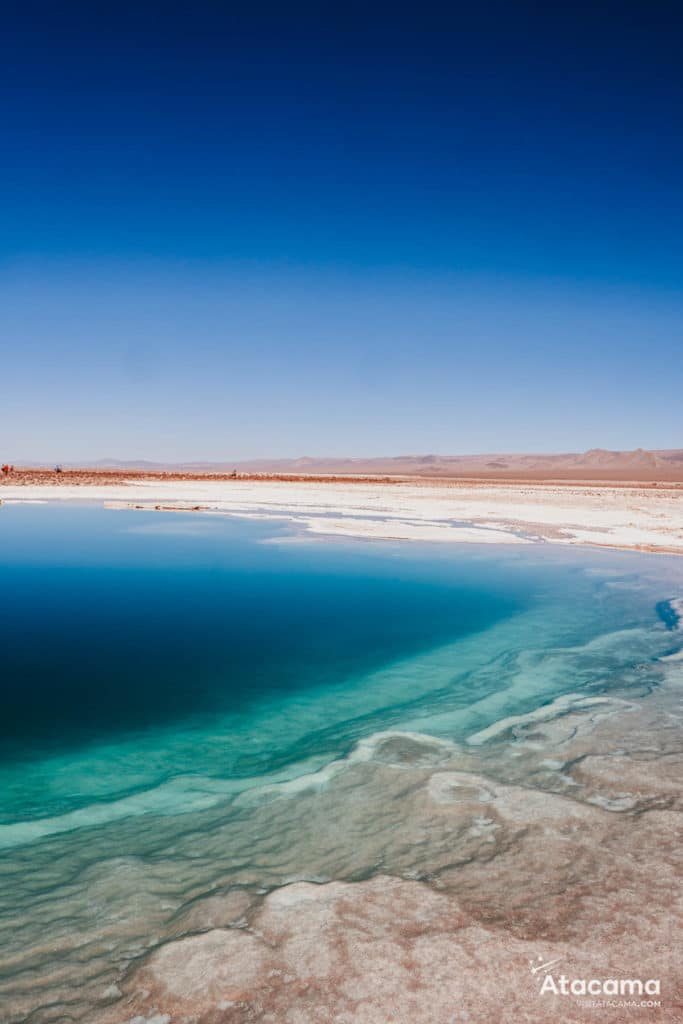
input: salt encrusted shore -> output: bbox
[2,476,682,553]
[88,661,683,1024]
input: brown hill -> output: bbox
[9,448,683,483]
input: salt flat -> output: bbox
[3,477,682,553]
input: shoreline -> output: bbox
[2,474,682,555]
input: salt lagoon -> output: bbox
[0,504,681,1022]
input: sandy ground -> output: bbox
[2,475,682,553]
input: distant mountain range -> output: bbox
[33,448,683,482]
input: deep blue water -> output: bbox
[1,504,528,757]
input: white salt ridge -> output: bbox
[660,648,683,661]
[669,597,683,625]
[235,731,457,807]
[0,759,326,850]
[228,509,532,544]
[466,693,616,746]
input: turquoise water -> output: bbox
[0,504,681,1022]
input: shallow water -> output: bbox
[0,505,681,1022]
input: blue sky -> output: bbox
[2,3,682,461]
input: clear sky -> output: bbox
[2,2,682,462]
